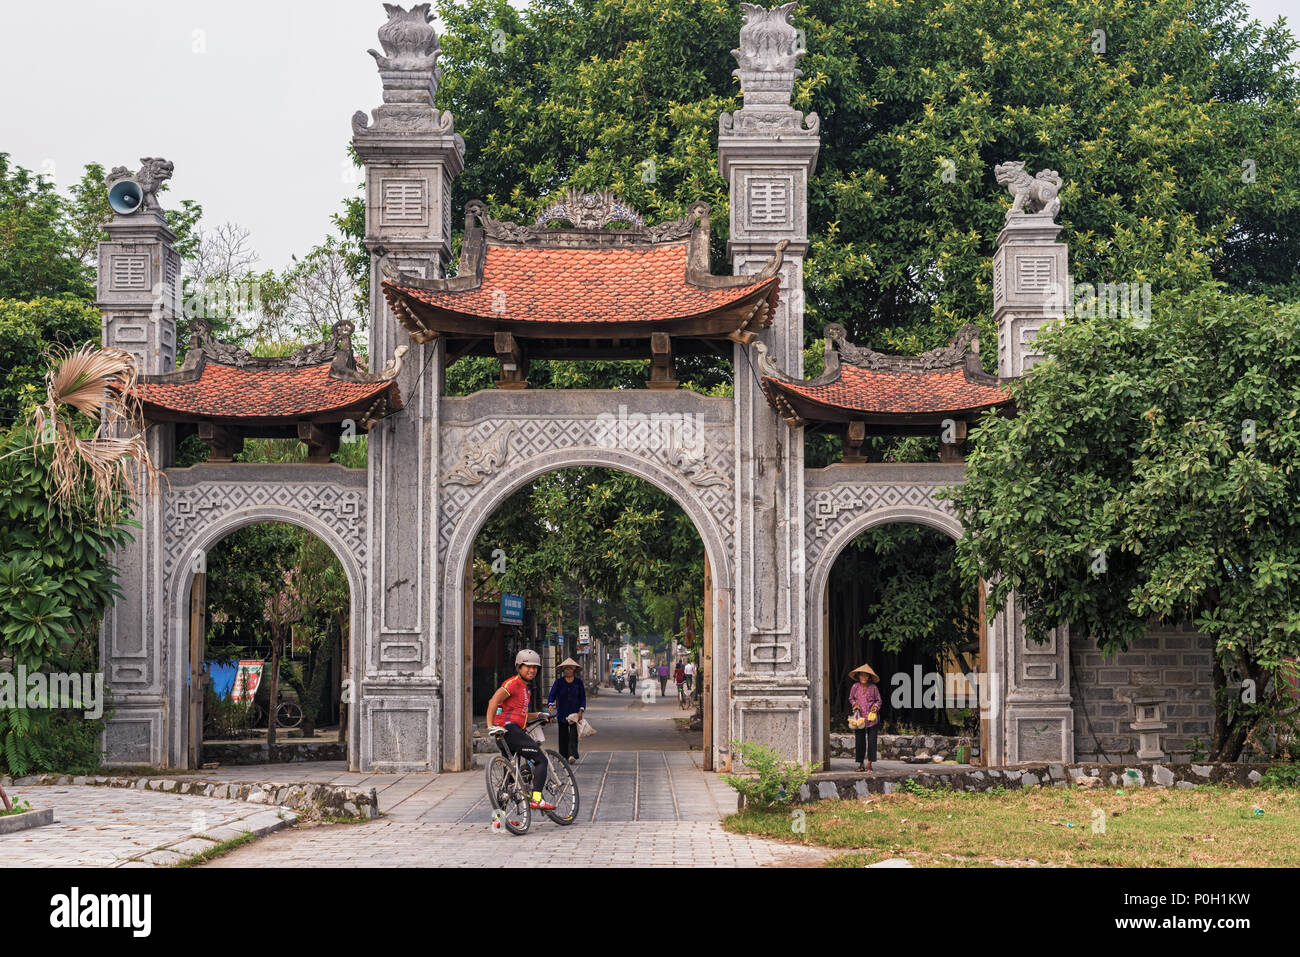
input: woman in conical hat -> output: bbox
[548,658,586,763]
[849,663,882,772]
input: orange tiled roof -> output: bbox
[135,361,401,421]
[764,363,1011,417]
[385,243,778,325]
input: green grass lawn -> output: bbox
[722,784,1300,867]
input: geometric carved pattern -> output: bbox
[1016,256,1053,292]
[162,481,367,576]
[381,179,427,225]
[745,174,793,229]
[438,415,735,559]
[805,483,959,567]
[111,255,148,290]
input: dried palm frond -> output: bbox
[44,345,140,424]
[23,345,161,522]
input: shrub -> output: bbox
[721,739,818,809]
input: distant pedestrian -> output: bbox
[674,660,685,692]
[683,660,695,692]
[849,663,882,773]
[547,658,586,764]
[628,668,637,695]
[658,662,669,696]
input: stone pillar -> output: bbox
[351,3,464,771]
[990,597,1075,765]
[992,181,1067,377]
[987,162,1073,764]
[97,159,182,766]
[717,3,819,764]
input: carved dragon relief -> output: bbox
[474,191,696,245]
[445,424,517,486]
[827,323,982,372]
[665,430,728,487]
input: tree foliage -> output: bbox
[433,0,1300,365]
[950,284,1300,759]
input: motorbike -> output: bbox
[612,673,625,692]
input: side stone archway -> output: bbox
[803,463,978,765]
[102,463,368,769]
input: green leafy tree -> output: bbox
[950,285,1300,760]
[0,154,93,300]
[0,298,102,426]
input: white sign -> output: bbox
[578,625,590,642]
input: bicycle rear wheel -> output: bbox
[541,749,579,825]
[485,755,531,834]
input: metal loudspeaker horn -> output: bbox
[107,179,145,215]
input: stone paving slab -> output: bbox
[204,819,830,868]
[0,785,296,867]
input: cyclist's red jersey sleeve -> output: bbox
[495,675,529,728]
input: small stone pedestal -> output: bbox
[1123,692,1169,762]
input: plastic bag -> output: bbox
[530,724,545,744]
[577,718,596,738]
[566,713,579,724]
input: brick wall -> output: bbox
[1071,621,1215,762]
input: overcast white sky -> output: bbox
[1,0,1294,270]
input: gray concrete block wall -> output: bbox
[1071,621,1215,761]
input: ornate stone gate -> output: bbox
[99,3,1077,773]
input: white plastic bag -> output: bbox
[566,713,579,724]
[530,724,545,744]
[578,718,596,738]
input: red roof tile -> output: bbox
[764,364,1010,418]
[135,362,401,421]
[387,243,778,324]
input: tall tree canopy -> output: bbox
[952,285,1300,759]
[433,0,1300,363]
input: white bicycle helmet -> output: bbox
[515,648,542,668]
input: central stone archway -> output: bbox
[436,408,735,772]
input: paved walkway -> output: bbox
[0,687,832,867]
[202,691,827,866]
[0,786,294,867]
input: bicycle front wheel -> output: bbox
[541,749,580,825]
[485,755,530,834]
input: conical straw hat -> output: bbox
[558,658,582,670]
[849,662,879,682]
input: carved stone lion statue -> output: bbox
[107,157,174,212]
[994,161,1062,220]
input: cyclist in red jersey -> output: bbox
[486,648,555,810]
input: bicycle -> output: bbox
[677,681,689,709]
[485,716,580,835]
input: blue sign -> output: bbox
[500,593,524,626]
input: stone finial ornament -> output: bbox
[732,2,805,78]
[720,3,818,136]
[994,161,1063,221]
[352,3,459,140]
[106,158,174,212]
[369,2,441,75]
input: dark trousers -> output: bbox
[629,675,636,694]
[557,718,580,760]
[503,722,547,792]
[685,675,693,691]
[854,725,879,764]
[659,676,667,695]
